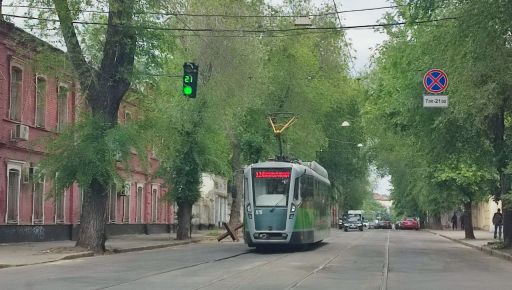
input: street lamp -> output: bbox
[341,121,350,127]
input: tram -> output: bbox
[243,160,331,248]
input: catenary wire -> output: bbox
[1,13,458,34]
[2,4,403,18]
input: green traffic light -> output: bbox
[183,86,193,95]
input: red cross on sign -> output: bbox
[423,69,448,94]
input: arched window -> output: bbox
[136,185,143,223]
[35,76,47,128]
[57,85,69,131]
[152,187,158,223]
[6,163,22,223]
[9,66,23,121]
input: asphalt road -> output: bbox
[1,230,511,290]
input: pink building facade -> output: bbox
[0,21,174,242]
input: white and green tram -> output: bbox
[243,161,331,248]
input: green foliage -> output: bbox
[364,0,512,218]
[37,114,148,197]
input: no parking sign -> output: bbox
[423,69,448,107]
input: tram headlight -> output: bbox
[290,204,296,213]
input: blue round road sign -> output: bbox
[423,69,448,94]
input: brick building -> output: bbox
[0,21,174,242]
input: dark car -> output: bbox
[343,214,364,232]
[378,220,392,229]
[338,217,344,229]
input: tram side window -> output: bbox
[300,176,314,201]
[243,178,248,200]
[294,178,299,200]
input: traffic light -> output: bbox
[183,62,198,98]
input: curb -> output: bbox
[0,237,206,270]
[426,230,512,262]
[110,238,202,254]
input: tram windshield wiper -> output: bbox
[269,196,287,212]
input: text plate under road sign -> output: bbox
[423,95,448,108]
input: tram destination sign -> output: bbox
[255,171,291,179]
[423,95,448,108]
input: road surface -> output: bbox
[1,230,511,290]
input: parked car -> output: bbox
[338,217,344,229]
[378,220,392,229]
[343,214,364,232]
[399,218,420,230]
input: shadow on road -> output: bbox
[251,241,328,254]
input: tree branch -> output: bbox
[99,0,137,103]
[52,0,96,92]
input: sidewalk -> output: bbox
[427,229,512,262]
[0,230,217,269]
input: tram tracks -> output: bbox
[96,230,391,290]
[95,248,254,290]
[286,232,369,290]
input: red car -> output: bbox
[399,218,420,230]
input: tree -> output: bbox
[363,0,505,239]
[21,0,170,252]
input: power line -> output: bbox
[1,13,458,35]
[2,4,402,18]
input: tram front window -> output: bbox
[253,169,291,207]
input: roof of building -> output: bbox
[373,193,390,201]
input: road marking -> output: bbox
[380,230,390,290]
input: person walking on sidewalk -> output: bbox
[493,209,503,240]
[451,213,458,230]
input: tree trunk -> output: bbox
[228,135,243,228]
[503,201,512,246]
[489,106,511,246]
[176,203,193,240]
[76,179,109,253]
[429,214,442,230]
[463,201,475,239]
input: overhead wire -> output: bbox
[1,12,458,35]
[1,4,403,18]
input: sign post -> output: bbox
[423,69,448,108]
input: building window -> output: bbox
[78,187,84,222]
[57,85,69,131]
[9,66,23,121]
[108,185,117,223]
[55,190,65,223]
[35,76,47,128]
[123,183,131,223]
[33,177,44,224]
[6,165,21,223]
[152,187,158,223]
[136,185,143,223]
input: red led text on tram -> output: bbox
[255,171,291,179]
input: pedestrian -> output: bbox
[460,214,464,230]
[492,209,503,240]
[451,213,458,230]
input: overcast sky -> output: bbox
[268,0,392,73]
